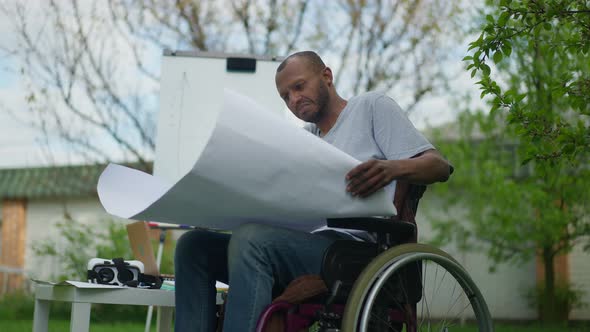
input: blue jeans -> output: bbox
[174,223,347,332]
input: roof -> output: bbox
[0,163,152,200]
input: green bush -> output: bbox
[32,215,135,281]
[0,290,72,321]
[526,282,586,322]
[0,290,148,322]
[0,291,36,320]
[33,214,175,281]
[90,304,148,323]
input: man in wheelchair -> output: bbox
[174,51,453,332]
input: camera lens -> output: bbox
[118,268,134,283]
[97,268,115,283]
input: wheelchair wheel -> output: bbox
[340,243,493,332]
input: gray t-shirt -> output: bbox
[305,91,434,240]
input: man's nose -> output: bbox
[288,91,301,110]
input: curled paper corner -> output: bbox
[97,164,173,219]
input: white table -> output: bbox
[33,283,175,332]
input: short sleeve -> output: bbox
[372,95,434,160]
[303,123,320,136]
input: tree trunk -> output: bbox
[541,246,564,323]
[539,247,558,322]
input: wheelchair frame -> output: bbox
[254,180,494,332]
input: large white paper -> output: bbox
[33,279,126,289]
[98,90,395,232]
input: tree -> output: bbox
[0,0,463,168]
[432,108,589,322]
[465,0,590,164]
[433,1,590,321]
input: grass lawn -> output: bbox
[2,320,589,332]
[2,320,159,332]
[466,323,589,332]
[420,322,590,332]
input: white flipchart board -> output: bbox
[155,51,287,182]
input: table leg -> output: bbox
[33,298,50,332]
[157,306,173,332]
[70,302,91,332]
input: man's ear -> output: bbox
[322,67,333,86]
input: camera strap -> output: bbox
[139,273,163,289]
[112,257,127,276]
[112,257,162,289]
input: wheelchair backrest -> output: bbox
[392,181,426,223]
[393,181,427,241]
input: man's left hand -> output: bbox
[346,159,401,198]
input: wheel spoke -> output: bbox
[419,260,430,331]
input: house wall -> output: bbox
[418,192,538,320]
[570,242,590,320]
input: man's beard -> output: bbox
[307,80,330,123]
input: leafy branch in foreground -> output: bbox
[465,0,589,164]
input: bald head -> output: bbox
[275,50,346,132]
[276,51,326,74]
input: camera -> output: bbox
[87,258,144,286]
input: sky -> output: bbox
[0,1,50,168]
[0,53,79,168]
[0,57,44,167]
[0,1,484,170]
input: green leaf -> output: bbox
[543,22,552,31]
[473,50,482,62]
[521,157,532,165]
[504,89,516,98]
[491,103,500,114]
[562,143,575,154]
[502,43,512,57]
[482,64,491,76]
[493,51,503,64]
[498,11,511,26]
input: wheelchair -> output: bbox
[253,181,494,332]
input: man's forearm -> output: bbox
[346,149,451,197]
[390,150,451,185]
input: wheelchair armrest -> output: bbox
[326,217,416,243]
